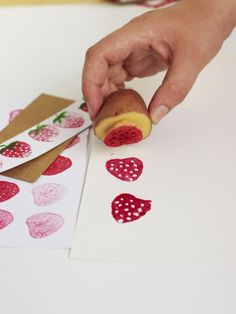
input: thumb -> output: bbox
[149,52,200,124]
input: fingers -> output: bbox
[148,51,200,124]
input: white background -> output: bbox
[0,3,236,314]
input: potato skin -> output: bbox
[94,89,150,128]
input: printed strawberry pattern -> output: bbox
[26,213,64,239]
[43,155,72,176]
[0,181,20,202]
[111,193,151,223]
[32,183,67,207]
[106,157,143,182]
[28,124,59,142]
[0,210,14,230]
[79,102,88,112]
[9,109,23,123]
[0,141,32,158]
[66,135,81,149]
[53,111,84,128]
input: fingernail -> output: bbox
[151,105,169,124]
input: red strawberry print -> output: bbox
[26,213,64,239]
[9,109,23,123]
[43,155,72,176]
[66,135,81,149]
[0,181,20,202]
[32,183,67,207]
[104,126,143,147]
[106,157,143,182]
[111,193,151,223]
[28,124,59,142]
[0,210,14,229]
[0,141,32,158]
[53,111,84,128]
[79,102,88,112]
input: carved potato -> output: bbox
[94,89,152,147]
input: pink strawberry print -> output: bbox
[111,193,151,223]
[43,155,72,176]
[104,126,143,147]
[79,102,88,112]
[53,111,84,128]
[0,141,32,158]
[28,124,59,142]
[106,157,143,182]
[9,109,23,123]
[66,135,81,149]
[0,181,20,202]
[0,210,14,230]
[26,213,64,239]
[32,183,67,207]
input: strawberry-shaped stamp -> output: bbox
[0,181,20,202]
[0,210,14,230]
[28,124,59,142]
[26,213,64,239]
[111,193,151,223]
[32,183,67,207]
[8,109,23,123]
[43,155,72,176]
[66,135,81,149]
[104,126,143,147]
[106,157,143,182]
[53,111,84,128]
[78,102,88,112]
[0,141,32,158]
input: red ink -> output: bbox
[106,157,143,182]
[26,213,64,239]
[66,135,81,149]
[0,141,32,158]
[79,102,88,112]
[9,109,23,123]
[104,126,143,147]
[32,183,67,207]
[111,193,151,223]
[43,155,72,176]
[28,124,59,142]
[0,210,14,229]
[0,181,20,202]
[53,111,84,128]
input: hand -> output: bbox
[82,0,236,123]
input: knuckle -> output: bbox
[85,46,97,59]
[168,82,189,104]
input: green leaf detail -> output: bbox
[53,111,67,124]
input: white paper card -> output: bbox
[0,98,89,248]
[0,101,91,173]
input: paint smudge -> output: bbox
[28,124,59,142]
[0,210,14,229]
[111,193,151,223]
[8,109,23,123]
[106,157,143,182]
[26,213,64,239]
[53,111,84,128]
[66,135,81,149]
[32,183,67,207]
[43,155,72,176]
[0,141,32,158]
[0,181,20,202]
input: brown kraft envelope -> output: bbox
[0,93,76,183]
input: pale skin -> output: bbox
[82,0,236,123]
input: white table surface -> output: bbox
[0,4,236,314]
